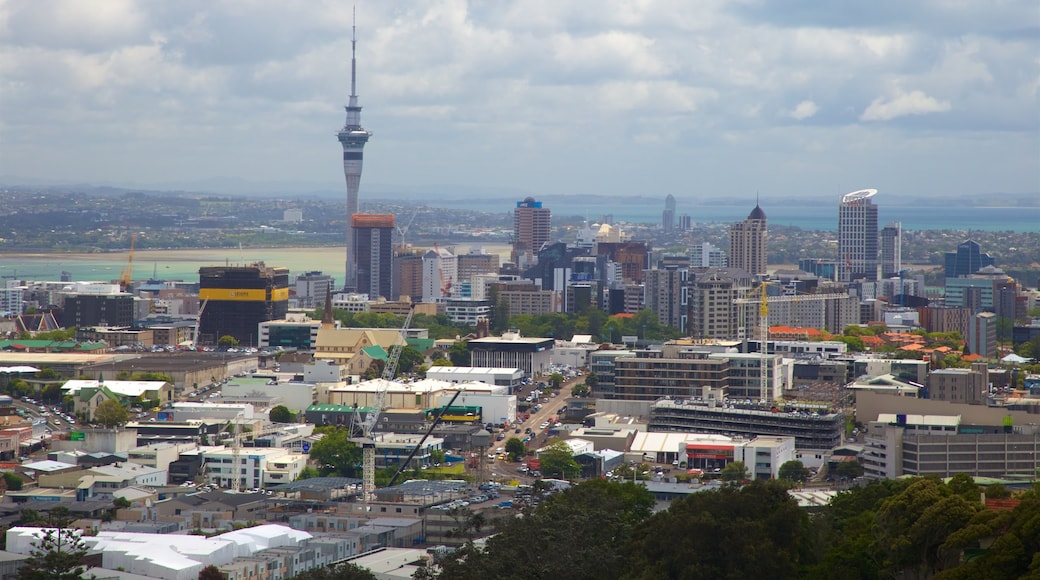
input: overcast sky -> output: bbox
[1,0,1037,201]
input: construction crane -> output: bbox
[387,387,463,487]
[192,298,209,349]
[395,208,419,250]
[119,233,137,291]
[358,303,416,501]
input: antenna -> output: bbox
[350,5,357,99]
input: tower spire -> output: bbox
[350,6,357,101]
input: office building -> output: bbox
[198,263,289,347]
[688,268,753,339]
[944,240,995,279]
[927,363,989,405]
[644,266,688,332]
[691,242,727,268]
[467,332,554,377]
[337,22,372,291]
[421,247,456,302]
[662,194,676,233]
[394,252,424,301]
[456,249,500,284]
[611,345,729,401]
[513,197,551,268]
[838,189,879,282]
[728,203,768,276]
[293,271,335,309]
[59,284,134,328]
[967,311,997,358]
[879,221,902,279]
[352,214,394,300]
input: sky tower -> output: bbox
[338,14,371,291]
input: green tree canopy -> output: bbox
[289,562,377,580]
[269,405,294,423]
[433,479,654,580]
[504,437,525,462]
[835,459,865,480]
[17,508,89,580]
[537,440,580,480]
[94,399,130,427]
[395,345,425,376]
[448,342,471,366]
[3,471,24,491]
[720,461,748,482]
[198,565,224,580]
[218,335,239,348]
[308,427,362,477]
[549,372,565,389]
[778,460,810,483]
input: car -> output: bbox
[514,428,521,433]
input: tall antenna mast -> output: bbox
[350,5,357,100]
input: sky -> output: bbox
[1,0,1038,202]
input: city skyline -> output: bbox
[1,2,1037,202]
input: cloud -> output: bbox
[860,90,952,121]
[788,100,819,120]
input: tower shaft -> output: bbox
[338,15,370,291]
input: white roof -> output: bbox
[347,548,428,577]
[877,413,961,427]
[21,460,77,472]
[630,432,732,453]
[425,367,521,375]
[62,379,167,397]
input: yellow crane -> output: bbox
[119,233,137,291]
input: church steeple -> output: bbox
[321,287,335,329]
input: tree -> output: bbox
[431,358,453,367]
[198,565,224,580]
[549,372,564,389]
[113,496,131,509]
[433,479,654,580]
[269,405,294,423]
[538,440,580,479]
[504,437,526,462]
[217,335,239,348]
[720,461,748,483]
[571,383,590,397]
[835,459,865,480]
[396,346,425,375]
[308,427,362,477]
[448,341,470,366]
[296,466,320,481]
[623,481,814,580]
[94,399,130,427]
[289,562,376,580]
[17,508,90,580]
[362,359,385,380]
[3,471,23,491]
[778,460,810,483]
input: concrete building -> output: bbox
[968,311,998,358]
[690,242,727,268]
[258,317,322,351]
[644,266,688,332]
[649,399,845,453]
[928,363,989,405]
[611,345,729,401]
[688,268,753,339]
[731,435,797,480]
[292,271,335,309]
[421,247,456,303]
[879,222,902,279]
[393,252,424,301]
[444,298,492,326]
[838,189,879,282]
[707,352,786,402]
[424,367,523,391]
[467,332,554,377]
[59,284,134,328]
[221,378,316,413]
[728,203,768,276]
[456,249,500,284]
[201,447,307,489]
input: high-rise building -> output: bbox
[293,271,335,309]
[456,249,500,284]
[422,247,456,303]
[880,222,902,279]
[691,242,727,268]
[199,263,289,347]
[337,19,372,291]
[728,203,768,276]
[662,194,676,233]
[393,252,424,301]
[644,266,688,332]
[944,240,995,279]
[352,214,394,300]
[512,197,551,268]
[838,189,879,282]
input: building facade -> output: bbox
[513,197,551,268]
[199,263,290,347]
[838,189,879,282]
[879,222,902,279]
[728,203,767,276]
[352,214,394,301]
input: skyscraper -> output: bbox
[512,197,551,268]
[943,240,995,279]
[729,202,768,276]
[662,194,676,233]
[338,18,371,291]
[838,189,879,282]
[880,221,902,279]
[352,214,395,300]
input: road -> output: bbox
[488,373,584,481]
